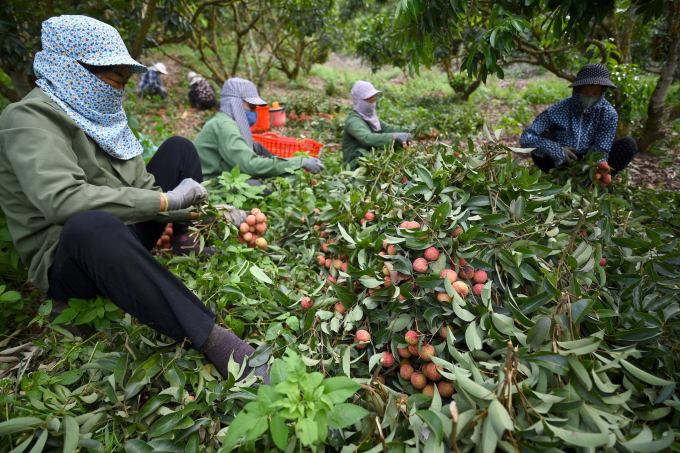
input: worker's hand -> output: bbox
[561,146,578,165]
[215,204,247,225]
[394,133,410,148]
[302,158,325,174]
[164,178,208,211]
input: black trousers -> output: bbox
[188,91,216,110]
[532,136,637,176]
[47,137,215,350]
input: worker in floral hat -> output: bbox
[139,62,169,99]
[520,63,637,183]
[187,71,216,110]
[0,15,267,384]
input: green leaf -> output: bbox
[620,359,672,386]
[29,429,48,453]
[465,321,482,351]
[185,433,199,453]
[567,355,592,391]
[249,265,272,284]
[526,317,551,348]
[548,424,609,448]
[0,291,21,303]
[124,440,155,453]
[9,435,33,453]
[417,410,443,444]
[322,376,360,404]
[527,353,570,376]
[0,417,43,436]
[337,224,356,245]
[327,403,369,429]
[63,415,80,453]
[270,414,288,450]
[488,397,513,436]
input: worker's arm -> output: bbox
[520,109,566,166]
[217,120,304,179]
[345,116,394,150]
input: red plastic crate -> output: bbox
[252,132,323,158]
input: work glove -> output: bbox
[164,178,208,211]
[394,133,410,148]
[302,158,325,174]
[561,146,578,165]
[215,204,248,225]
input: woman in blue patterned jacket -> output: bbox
[520,64,637,184]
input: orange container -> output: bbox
[252,132,323,158]
[270,104,286,127]
[250,105,270,133]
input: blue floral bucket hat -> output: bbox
[34,15,147,160]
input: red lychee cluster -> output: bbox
[238,208,268,249]
[593,161,613,187]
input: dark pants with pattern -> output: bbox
[188,91,216,110]
[532,136,638,176]
[47,137,216,350]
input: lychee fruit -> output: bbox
[451,227,464,238]
[239,223,250,234]
[473,270,487,284]
[355,330,371,349]
[400,364,415,380]
[301,297,313,309]
[405,331,418,345]
[255,237,267,249]
[341,262,348,272]
[325,259,332,269]
[436,292,451,303]
[333,259,343,270]
[255,213,266,223]
[321,243,329,253]
[409,221,421,229]
[398,347,412,358]
[250,208,261,216]
[424,247,440,262]
[246,215,256,226]
[387,245,397,255]
[255,223,267,235]
[422,384,435,397]
[453,281,469,297]
[381,353,396,367]
[602,174,612,184]
[419,344,435,362]
[411,372,427,389]
[317,255,325,266]
[407,344,419,356]
[438,381,454,398]
[383,276,392,287]
[460,266,475,280]
[334,302,346,314]
[458,257,467,267]
[424,362,443,382]
[600,258,607,266]
[439,325,449,339]
[365,212,375,221]
[593,172,602,181]
[473,284,484,296]
[598,161,610,171]
[413,258,429,273]
[243,232,253,242]
[311,179,318,185]
[401,176,408,183]
[440,269,458,284]
[327,276,337,286]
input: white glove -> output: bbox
[164,179,208,210]
[562,146,578,165]
[302,158,324,174]
[215,204,247,225]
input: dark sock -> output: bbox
[202,325,270,384]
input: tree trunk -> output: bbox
[129,0,158,60]
[636,16,680,153]
[617,5,637,64]
[8,70,33,99]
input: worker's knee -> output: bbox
[61,211,126,246]
[157,136,199,159]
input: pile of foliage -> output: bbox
[1,130,680,452]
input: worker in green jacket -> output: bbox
[0,15,268,384]
[194,77,324,186]
[342,80,410,169]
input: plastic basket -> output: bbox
[252,132,323,158]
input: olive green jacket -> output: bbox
[194,113,303,181]
[342,111,402,169]
[0,88,191,293]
